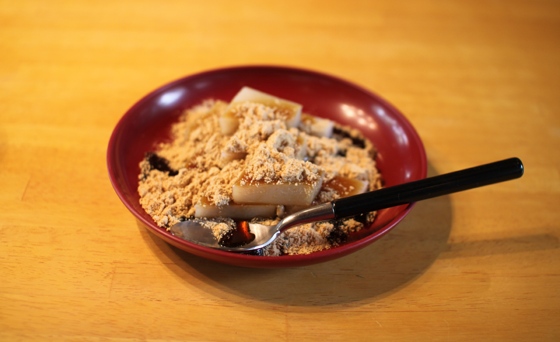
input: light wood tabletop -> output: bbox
[1,0,559,341]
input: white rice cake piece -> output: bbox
[299,113,334,138]
[285,176,369,214]
[323,175,369,197]
[232,172,324,206]
[195,201,277,219]
[294,133,308,160]
[220,87,302,135]
[220,151,247,166]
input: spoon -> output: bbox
[170,157,524,252]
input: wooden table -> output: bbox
[1,0,559,340]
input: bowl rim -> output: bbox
[107,64,428,267]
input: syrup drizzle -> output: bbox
[332,127,366,148]
[146,152,179,176]
[218,221,256,247]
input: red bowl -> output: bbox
[107,65,427,268]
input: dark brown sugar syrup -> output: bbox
[218,221,255,247]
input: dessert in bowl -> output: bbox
[107,66,427,268]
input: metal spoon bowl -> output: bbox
[171,158,524,253]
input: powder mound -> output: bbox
[243,136,321,185]
[137,91,382,255]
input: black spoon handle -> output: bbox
[332,157,524,220]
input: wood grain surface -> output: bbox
[1,0,559,341]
